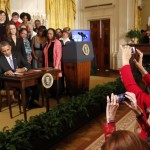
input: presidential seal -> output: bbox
[82,44,90,56]
[42,73,53,89]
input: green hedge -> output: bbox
[0,77,125,150]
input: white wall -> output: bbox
[75,0,135,70]
[10,0,46,26]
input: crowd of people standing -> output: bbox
[0,10,74,108]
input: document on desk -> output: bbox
[14,72,24,75]
[32,70,42,72]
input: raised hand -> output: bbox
[120,45,132,66]
[106,93,119,123]
[124,91,143,115]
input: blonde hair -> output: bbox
[63,27,71,37]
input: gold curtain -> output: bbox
[46,0,76,29]
[0,0,10,14]
[134,0,142,30]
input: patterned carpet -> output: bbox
[0,76,117,131]
[85,111,136,150]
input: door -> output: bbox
[90,19,110,69]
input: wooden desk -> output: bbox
[128,44,150,72]
[129,44,150,55]
[0,68,60,121]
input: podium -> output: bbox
[62,42,94,96]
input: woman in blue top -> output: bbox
[19,28,32,64]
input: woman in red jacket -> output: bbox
[104,92,150,140]
[119,45,150,139]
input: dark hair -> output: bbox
[37,25,47,36]
[56,28,62,33]
[0,10,6,15]
[12,12,19,17]
[19,28,27,35]
[101,130,150,150]
[34,19,41,24]
[0,41,10,51]
[47,28,56,41]
[20,12,31,21]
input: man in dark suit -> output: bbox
[0,41,40,109]
[0,41,30,75]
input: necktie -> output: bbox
[9,57,14,70]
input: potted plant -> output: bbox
[126,29,142,44]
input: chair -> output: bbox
[0,89,21,114]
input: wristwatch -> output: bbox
[24,67,28,72]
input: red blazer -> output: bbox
[104,122,116,139]
[120,65,150,118]
[43,39,62,77]
[104,115,150,140]
[142,73,150,88]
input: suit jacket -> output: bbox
[0,52,31,74]
[6,38,27,60]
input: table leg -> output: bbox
[45,89,49,112]
[56,77,60,104]
[6,89,12,118]
[0,92,2,112]
[21,89,27,121]
[41,85,45,106]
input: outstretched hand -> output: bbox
[133,49,148,76]
[106,93,119,123]
[124,92,143,115]
[120,45,132,66]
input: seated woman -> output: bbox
[102,92,150,150]
[120,45,150,139]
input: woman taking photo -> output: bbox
[6,21,27,60]
[43,28,62,96]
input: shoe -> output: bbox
[30,102,42,109]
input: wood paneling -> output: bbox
[64,61,91,96]
[90,19,110,69]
